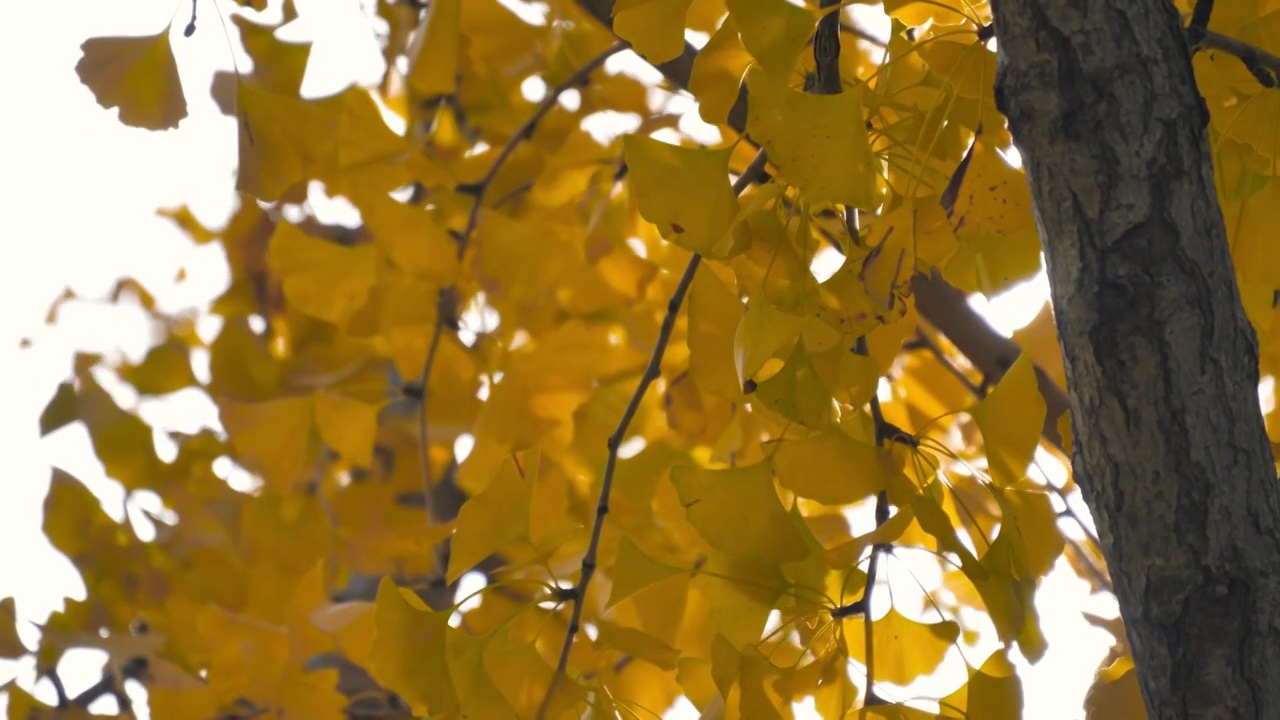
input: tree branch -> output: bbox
[415,42,627,584]
[536,149,772,720]
[1198,28,1280,87]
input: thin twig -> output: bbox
[415,42,627,577]
[454,42,628,260]
[536,149,771,720]
[854,336,890,707]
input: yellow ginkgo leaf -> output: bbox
[976,527,1048,662]
[689,265,745,398]
[943,650,1024,719]
[447,454,530,583]
[237,84,411,201]
[232,14,311,95]
[355,190,459,286]
[773,429,887,505]
[220,395,316,492]
[76,25,187,130]
[751,341,836,429]
[808,340,880,407]
[445,628,520,719]
[235,81,334,200]
[313,390,381,468]
[594,621,680,670]
[370,578,458,717]
[942,132,1041,295]
[0,597,27,658]
[690,16,753,125]
[860,205,918,320]
[75,373,163,490]
[998,483,1064,581]
[726,0,814,80]
[843,608,960,685]
[623,134,743,257]
[916,29,995,100]
[614,0,696,64]
[483,621,583,717]
[407,0,461,96]
[744,67,878,209]
[968,352,1045,488]
[703,553,789,648]
[669,461,809,565]
[118,338,198,396]
[268,221,378,325]
[608,536,685,608]
[734,294,801,389]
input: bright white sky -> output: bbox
[0,0,1114,717]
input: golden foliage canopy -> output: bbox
[20,0,1280,717]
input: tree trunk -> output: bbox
[990,1,1280,716]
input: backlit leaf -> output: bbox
[609,536,685,608]
[843,608,960,685]
[744,67,878,208]
[751,341,836,429]
[623,134,742,257]
[773,429,887,505]
[669,462,809,565]
[726,0,814,80]
[969,352,1045,488]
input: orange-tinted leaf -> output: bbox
[407,0,461,96]
[39,382,77,437]
[0,598,28,658]
[76,26,187,130]
[267,222,378,325]
[614,0,696,64]
[220,395,316,492]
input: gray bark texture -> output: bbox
[990,0,1280,716]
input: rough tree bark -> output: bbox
[990,1,1280,717]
